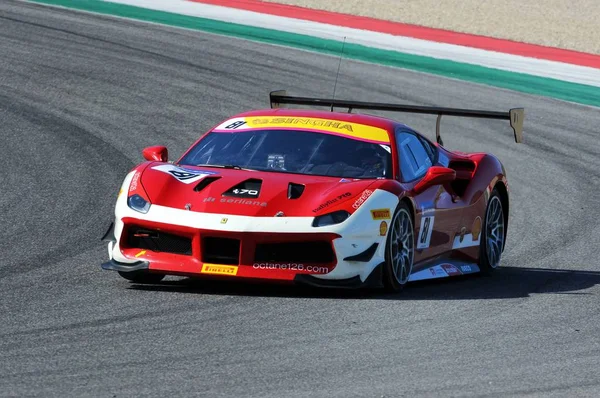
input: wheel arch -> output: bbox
[400,196,415,223]
[383,196,415,292]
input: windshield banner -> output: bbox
[213,116,390,144]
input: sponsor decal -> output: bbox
[429,266,447,277]
[129,171,140,192]
[223,120,247,130]
[408,266,445,282]
[221,198,267,207]
[185,203,192,211]
[472,217,482,240]
[352,189,374,209]
[134,250,146,258]
[379,221,388,236]
[202,197,267,207]
[118,188,123,198]
[213,117,390,143]
[213,118,251,131]
[457,217,483,246]
[459,227,467,243]
[152,165,216,185]
[452,218,482,249]
[252,117,354,132]
[201,263,238,276]
[441,263,462,276]
[461,265,473,273]
[252,263,329,274]
[220,218,228,224]
[417,215,435,250]
[420,204,435,214]
[312,192,352,213]
[371,208,391,220]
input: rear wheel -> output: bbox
[118,270,165,284]
[383,202,415,293]
[479,190,505,275]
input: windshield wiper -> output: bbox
[195,164,250,170]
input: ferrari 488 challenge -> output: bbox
[102,91,524,292]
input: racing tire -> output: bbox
[383,202,415,293]
[478,189,505,275]
[118,270,165,284]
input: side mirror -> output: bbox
[142,146,168,162]
[412,166,456,195]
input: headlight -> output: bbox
[127,194,151,214]
[312,210,350,227]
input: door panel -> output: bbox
[393,127,464,269]
[412,184,463,269]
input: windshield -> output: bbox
[179,129,392,179]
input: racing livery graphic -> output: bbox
[102,91,524,292]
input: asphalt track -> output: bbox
[1,1,600,396]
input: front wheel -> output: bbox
[383,202,415,293]
[118,270,165,284]
[479,189,505,275]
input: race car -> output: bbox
[102,91,524,292]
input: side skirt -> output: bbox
[408,260,480,282]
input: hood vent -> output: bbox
[222,179,262,198]
[194,176,221,192]
[288,183,305,199]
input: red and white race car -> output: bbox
[102,91,524,292]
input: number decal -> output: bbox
[232,189,259,196]
[151,165,217,185]
[417,215,435,249]
[420,218,430,244]
[224,121,247,130]
[168,170,201,181]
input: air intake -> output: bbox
[288,183,305,199]
[194,176,220,192]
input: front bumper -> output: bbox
[105,214,387,284]
[115,218,342,281]
[104,187,399,285]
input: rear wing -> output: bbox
[269,90,524,144]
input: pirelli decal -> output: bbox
[201,264,238,276]
[371,208,391,220]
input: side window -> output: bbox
[417,136,436,164]
[395,130,433,182]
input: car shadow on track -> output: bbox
[128,266,600,300]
